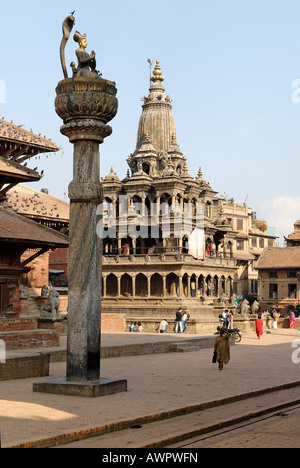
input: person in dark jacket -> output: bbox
[175,307,183,333]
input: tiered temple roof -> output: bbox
[0,118,59,200]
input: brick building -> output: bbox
[256,220,300,310]
[0,118,69,317]
[3,184,69,289]
[256,246,300,309]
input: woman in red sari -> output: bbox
[256,314,263,339]
[289,311,296,329]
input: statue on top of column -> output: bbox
[60,12,101,79]
[72,31,102,78]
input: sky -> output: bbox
[1,0,300,244]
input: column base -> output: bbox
[33,377,127,398]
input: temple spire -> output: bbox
[135,59,177,155]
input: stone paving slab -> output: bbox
[1,329,300,448]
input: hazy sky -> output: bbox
[1,0,300,243]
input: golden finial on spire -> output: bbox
[151,60,164,83]
[198,167,203,178]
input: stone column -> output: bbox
[66,137,103,382]
[162,275,167,297]
[147,275,151,297]
[102,276,106,298]
[132,275,136,297]
[117,237,122,255]
[117,275,121,297]
[33,76,127,397]
[178,275,183,297]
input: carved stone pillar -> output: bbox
[117,275,121,297]
[132,275,136,297]
[162,275,166,297]
[178,275,183,297]
[57,78,117,383]
[34,76,127,397]
[102,276,107,298]
[33,17,127,398]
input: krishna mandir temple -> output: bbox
[0,59,276,339]
[97,60,276,332]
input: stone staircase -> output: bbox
[24,297,41,317]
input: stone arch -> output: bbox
[213,275,219,297]
[166,273,179,297]
[176,165,182,175]
[182,273,189,297]
[106,274,117,297]
[206,275,212,296]
[198,275,205,295]
[121,273,132,296]
[136,273,147,297]
[142,162,150,175]
[205,201,212,218]
[151,273,163,297]
[220,275,226,295]
[190,273,197,297]
[227,276,233,296]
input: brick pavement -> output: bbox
[1,329,300,448]
[181,406,300,448]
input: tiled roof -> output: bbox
[234,251,256,261]
[285,229,300,241]
[0,158,40,182]
[256,247,300,269]
[3,185,69,223]
[0,206,69,247]
[0,119,59,152]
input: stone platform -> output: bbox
[0,317,60,350]
[33,376,127,398]
[0,352,50,381]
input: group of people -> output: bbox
[157,308,190,334]
[255,306,297,339]
[174,308,190,333]
[219,309,234,329]
[129,321,143,332]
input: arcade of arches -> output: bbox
[103,272,234,299]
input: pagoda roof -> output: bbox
[0,118,60,199]
[0,158,40,183]
[0,118,59,154]
[3,184,69,224]
[0,206,69,248]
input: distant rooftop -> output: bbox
[256,247,300,269]
[3,184,69,224]
[0,205,68,248]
